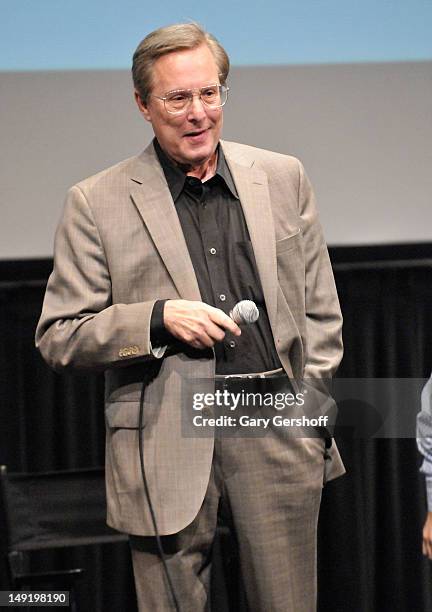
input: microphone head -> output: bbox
[230,300,259,325]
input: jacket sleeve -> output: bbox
[297,160,343,381]
[35,185,165,372]
[417,374,432,511]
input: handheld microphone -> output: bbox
[229,300,259,325]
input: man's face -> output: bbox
[135,44,223,168]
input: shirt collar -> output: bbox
[154,138,239,202]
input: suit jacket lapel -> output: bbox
[222,145,278,332]
[129,144,201,301]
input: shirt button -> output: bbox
[219,294,226,302]
[209,248,217,255]
[228,340,236,348]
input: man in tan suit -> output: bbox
[36,23,344,612]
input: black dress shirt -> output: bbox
[151,139,282,375]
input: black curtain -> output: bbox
[318,256,432,612]
[1,249,432,611]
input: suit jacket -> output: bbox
[36,140,345,535]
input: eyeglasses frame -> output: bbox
[151,83,229,115]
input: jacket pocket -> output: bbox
[276,228,302,255]
[105,401,142,429]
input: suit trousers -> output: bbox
[129,384,326,612]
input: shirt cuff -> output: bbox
[150,299,175,356]
[426,476,432,512]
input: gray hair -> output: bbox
[132,23,230,103]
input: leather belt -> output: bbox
[214,367,285,381]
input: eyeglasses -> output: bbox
[152,84,229,115]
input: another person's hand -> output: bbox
[422,512,432,559]
[163,300,241,349]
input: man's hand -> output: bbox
[163,300,241,350]
[422,512,432,559]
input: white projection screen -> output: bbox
[1,1,431,258]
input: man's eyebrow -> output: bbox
[164,83,220,94]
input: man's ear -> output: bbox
[134,90,151,122]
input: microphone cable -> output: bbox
[136,299,259,612]
[138,379,182,612]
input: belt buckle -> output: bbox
[224,373,267,380]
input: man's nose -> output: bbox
[186,94,207,121]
